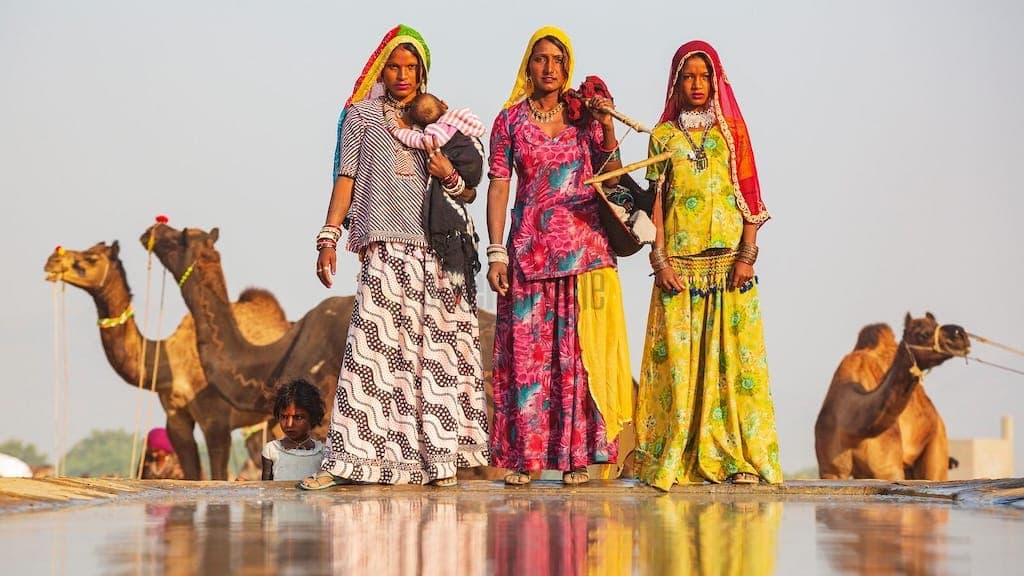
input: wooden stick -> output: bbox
[585,150,675,186]
[600,106,653,134]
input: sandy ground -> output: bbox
[2,477,1022,515]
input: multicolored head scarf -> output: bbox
[502,26,575,110]
[660,40,768,224]
[332,24,430,180]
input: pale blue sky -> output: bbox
[3,0,1022,474]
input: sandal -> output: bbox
[297,471,350,491]
[430,477,458,488]
[504,471,531,486]
[727,472,760,485]
[562,468,590,486]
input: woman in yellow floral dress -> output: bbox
[635,40,782,490]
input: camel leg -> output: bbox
[198,419,233,481]
[913,420,949,481]
[854,433,906,480]
[244,419,276,470]
[165,413,201,481]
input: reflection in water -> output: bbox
[2,486,1022,575]
[816,503,952,575]
[117,498,330,575]
[640,499,782,576]
[491,497,629,575]
[325,496,488,575]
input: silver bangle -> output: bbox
[487,251,509,265]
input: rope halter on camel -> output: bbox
[964,332,1024,377]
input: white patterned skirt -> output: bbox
[321,241,490,484]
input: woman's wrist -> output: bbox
[315,224,342,252]
[486,243,509,265]
[649,246,670,273]
[735,242,759,265]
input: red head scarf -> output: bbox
[147,428,175,454]
[661,41,768,225]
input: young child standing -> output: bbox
[261,379,326,482]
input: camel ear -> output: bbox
[904,312,912,327]
[110,240,120,259]
[210,227,219,243]
[926,311,935,321]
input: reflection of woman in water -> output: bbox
[639,499,781,575]
[326,497,488,575]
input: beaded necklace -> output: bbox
[527,98,564,123]
[383,92,410,118]
[281,435,313,450]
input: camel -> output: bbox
[816,504,950,574]
[141,224,351,418]
[43,242,289,480]
[141,223,502,478]
[814,313,970,480]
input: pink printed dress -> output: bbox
[487,100,620,472]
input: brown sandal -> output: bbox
[727,472,760,485]
[504,471,531,486]
[562,468,590,485]
[430,477,458,488]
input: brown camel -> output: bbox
[814,313,970,480]
[43,242,289,480]
[816,504,950,574]
[142,224,351,418]
[142,224,502,478]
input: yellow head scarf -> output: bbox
[502,26,575,110]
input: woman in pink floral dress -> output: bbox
[485,26,633,486]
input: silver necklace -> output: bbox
[677,106,716,130]
[680,124,712,173]
[383,92,409,118]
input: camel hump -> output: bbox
[854,323,896,351]
[238,287,281,306]
[237,288,287,320]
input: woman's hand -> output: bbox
[654,266,684,296]
[487,262,509,296]
[316,247,337,288]
[730,261,754,290]
[424,137,455,179]
[587,97,615,128]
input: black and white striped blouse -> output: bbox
[338,98,430,252]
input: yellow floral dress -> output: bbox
[635,121,782,490]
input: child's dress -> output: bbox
[262,439,324,481]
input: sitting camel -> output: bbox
[814,313,970,480]
[44,242,289,479]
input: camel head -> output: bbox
[141,223,221,283]
[44,241,123,292]
[902,312,970,369]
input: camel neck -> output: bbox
[86,265,169,392]
[861,342,924,437]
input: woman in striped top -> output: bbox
[300,24,490,490]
